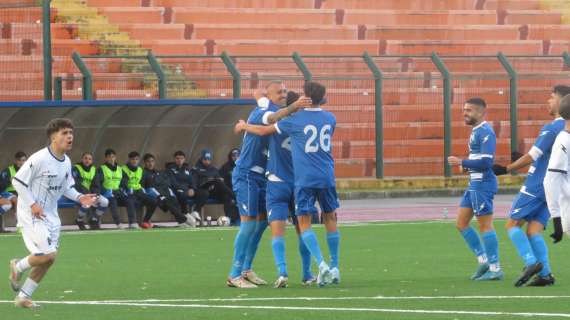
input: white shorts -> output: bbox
[21,221,60,256]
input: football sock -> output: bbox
[243,219,268,271]
[529,234,551,277]
[482,230,500,271]
[229,220,256,278]
[507,226,537,266]
[272,236,287,277]
[301,229,324,265]
[326,231,340,269]
[460,226,487,263]
[298,237,313,281]
[18,278,38,299]
[15,256,31,273]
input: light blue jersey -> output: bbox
[275,108,336,188]
[462,121,498,193]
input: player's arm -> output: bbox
[452,133,496,170]
[234,120,277,136]
[264,96,312,125]
[71,166,89,194]
[544,135,568,243]
[11,157,45,219]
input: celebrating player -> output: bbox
[448,98,503,281]
[494,85,570,286]
[8,118,97,308]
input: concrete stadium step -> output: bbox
[321,0,476,10]
[407,57,567,73]
[189,24,359,40]
[140,40,208,55]
[484,0,543,10]
[153,0,315,8]
[0,56,79,73]
[85,0,144,6]
[97,7,164,24]
[0,7,50,23]
[383,40,543,55]
[504,10,562,25]
[1,22,74,40]
[550,41,570,55]
[527,25,570,40]
[0,39,99,55]
[343,10,498,26]
[51,23,187,40]
[171,8,337,25]
[212,40,380,55]
[94,89,155,99]
[365,25,521,41]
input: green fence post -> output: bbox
[292,52,312,81]
[42,0,52,100]
[71,52,93,100]
[54,76,62,101]
[147,51,167,99]
[220,51,241,98]
[431,53,452,177]
[497,52,519,155]
[563,51,570,68]
[363,52,384,179]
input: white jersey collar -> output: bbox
[473,121,487,130]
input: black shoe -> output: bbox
[515,262,543,287]
[88,218,100,230]
[527,274,555,287]
[76,219,86,231]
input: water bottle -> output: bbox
[443,208,448,219]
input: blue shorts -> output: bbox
[233,172,267,217]
[509,193,550,227]
[295,186,339,216]
[460,189,495,216]
[266,181,294,223]
[0,191,15,200]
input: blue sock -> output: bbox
[298,237,312,281]
[507,227,537,266]
[326,231,340,269]
[272,236,287,277]
[229,220,256,278]
[243,219,268,271]
[481,230,500,266]
[529,234,551,277]
[301,229,324,265]
[460,226,486,260]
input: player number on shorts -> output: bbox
[304,125,332,153]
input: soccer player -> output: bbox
[8,118,97,308]
[448,98,503,281]
[494,85,570,286]
[71,152,109,230]
[227,81,295,288]
[235,89,314,288]
[167,151,203,223]
[545,94,570,244]
[0,151,28,215]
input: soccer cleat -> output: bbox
[75,219,86,231]
[301,276,317,286]
[470,263,489,280]
[317,262,332,287]
[115,224,126,230]
[14,296,39,309]
[9,259,22,292]
[89,218,101,230]
[141,222,153,229]
[475,270,504,281]
[273,276,289,288]
[515,262,543,287]
[527,274,555,287]
[190,211,202,222]
[178,222,191,229]
[184,214,197,228]
[128,223,140,229]
[226,276,258,288]
[330,267,341,284]
[242,270,268,285]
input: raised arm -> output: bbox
[234,120,277,136]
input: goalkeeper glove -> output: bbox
[492,164,508,176]
[551,217,564,244]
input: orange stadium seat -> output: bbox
[171,8,337,25]
[189,24,359,41]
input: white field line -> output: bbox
[0,300,569,318]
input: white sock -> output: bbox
[18,278,38,299]
[489,263,501,272]
[477,255,488,265]
[15,256,31,273]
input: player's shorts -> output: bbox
[0,191,15,200]
[509,193,550,227]
[233,171,267,217]
[267,181,294,223]
[21,220,60,256]
[295,186,339,216]
[460,189,495,216]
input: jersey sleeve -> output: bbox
[12,156,37,207]
[544,134,568,218]
[275,117,295,135]
[63,161,82,202]
[262,111,275,125]
[462,130,495,170]
[529,125,557,161]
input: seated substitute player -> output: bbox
[448,98,503,281]
[236,81,341,287]
[8,118,97,308]
[235,89,316,288]
[95,149,138,229]
[0,151,28,212]
[167,151,203,223]
[545,94,570,246]
[71,152,109,230]
[140,153,196,228]
[122,151,157,224]
[494,85,569,287]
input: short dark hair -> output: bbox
[143,153,155,162]
[14,151,27,159]
[286,91,300,106]
[46,118,73,138]
[553,85,570,98]
[304,81,326,105]
[128,151,140,159]
[104,148,116,157]
[559,94,570,120]
[81,152,93,158]
[465,97,487,109]
[173,150,186,158]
